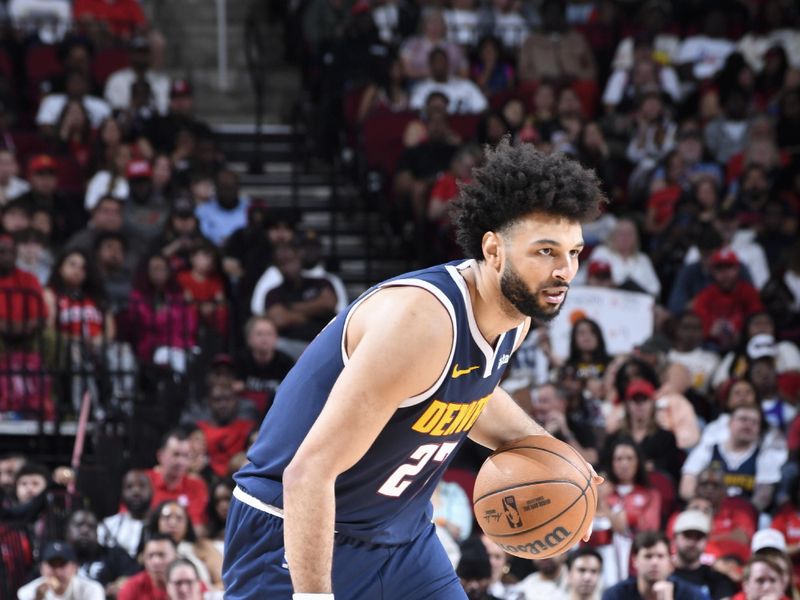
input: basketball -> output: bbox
[473,435,598,559]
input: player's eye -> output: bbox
[569,249,581,257]
[538,248,552,256]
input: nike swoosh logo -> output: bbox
[452,364,480,378]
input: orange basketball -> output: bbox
[473,435,598,559]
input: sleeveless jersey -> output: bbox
[710,443,759,498]
[235,260,525,545]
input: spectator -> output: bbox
[567,318,612,381]
[17,154,85,245]
[470,35,515,96]
[749,529,797,600]
[165,558,213,600]
[477,0,529,51]
[94,231,133,312]
[400,9,468,80]
[233,316,294,418]
[515,552,569,598]
[105,36,170,115]
[680,404,786,512]
[625,91,677,183]
[37,69,111,133]
[704,90,751,165]
[691,249,764,350]
[67,196,142,271]
[0,453,25,502]
[84,143,131,212]
[671,510,738,600]
[8,0,71,44]
[456,536,503,599]
[127,254,197,369]
[66,508,140,595]
[667,311,721,393]
[124,159,169,243]
[17,541,104,600]
[98,469,152,559]
[603,46,681,114]
[566,547,604,600]
[410,48,488,114]
[587,219,661,297]
[770,482,800,583]
[295,227,347,312]
[144,500,222,589]
[356,56,411,123]
[733,554,788,600]
[195,169,250,247]
[480,534,523,600]
[184,378,255,478]
[204,479,233,550]
[16,227,53,286]
[601,531,705,600]
[0,234,47,347]
[610,2,679,72]
[746,344,795,433]
[263,243,337,357]
[604,378,684,481]
[598,436,661,540]
[531,383,598,464]
[145,429,209,527]
[117,533,177,600]
[675,7,734,82]
[147,79,212,155]
[73,0,147,37]
[517,0,596,84]
[176,240,228,339]
[0,149,29,206]
[151,197,204,274]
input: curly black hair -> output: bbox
[454,139,605,260]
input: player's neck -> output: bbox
[465,262,524,343]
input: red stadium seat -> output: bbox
[91,47,130,87]
[360,109,415,176]
[25,45,62,87]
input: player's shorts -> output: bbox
[222,490,467,599]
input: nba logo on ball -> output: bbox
[473,436,598,559]
[502,496,523,528]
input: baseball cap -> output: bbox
[126,159,152,179]
[673,510,711,535]
[42,541,77,563]
[625,379,656,401]
[752,528,787,553]
[28,154,57,175]
[170,79,193,98]
[747,334,777,361]
[588,260,612,279]
[710,249,739,268]
[210,353,235,370]
[172,196,195,216]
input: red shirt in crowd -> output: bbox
[0,268,47,325]
[145,468,209,526]
[196,418,255,478]
[770,504,800,581]
[117,570,168,600]
[73,0,147,35]
[606,485,661,533]
[692,281,764,340]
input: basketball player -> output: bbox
[223,141,605,599]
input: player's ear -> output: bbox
[482,231,503,272]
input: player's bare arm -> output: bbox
[282,286,454,594]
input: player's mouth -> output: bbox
[541,288,568,304]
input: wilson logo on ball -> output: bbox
[501,495,523,529]
[497,525,572,555]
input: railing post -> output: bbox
[216,0,229,91]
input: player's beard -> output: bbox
[500,261,567,322]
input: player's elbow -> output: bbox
[283,459,335,495]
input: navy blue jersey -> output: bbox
[235,260,525,545]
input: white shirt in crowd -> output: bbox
[17,575,105,600]
[602,65,682,107]
[36,94,112,128]
[104,68,171,115]
[493,11,529,49]
[444,8,479,46]
[9,0,70,43]
[513,565,570,600]
[676,35,735,80]
[0,176,30,205]
[410,77,488,114]
[97,511,144,558]
[84,171,129,211]
[250,264,348,316]
[612,34,681,70]
[587,245,662,297]
[681,435,787,489]
[667,347,720,392]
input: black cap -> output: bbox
[42,541,76,563]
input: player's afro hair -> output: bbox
[454,139,605,260]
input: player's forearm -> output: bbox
[283,466,336,593]
[468,387,550,450]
